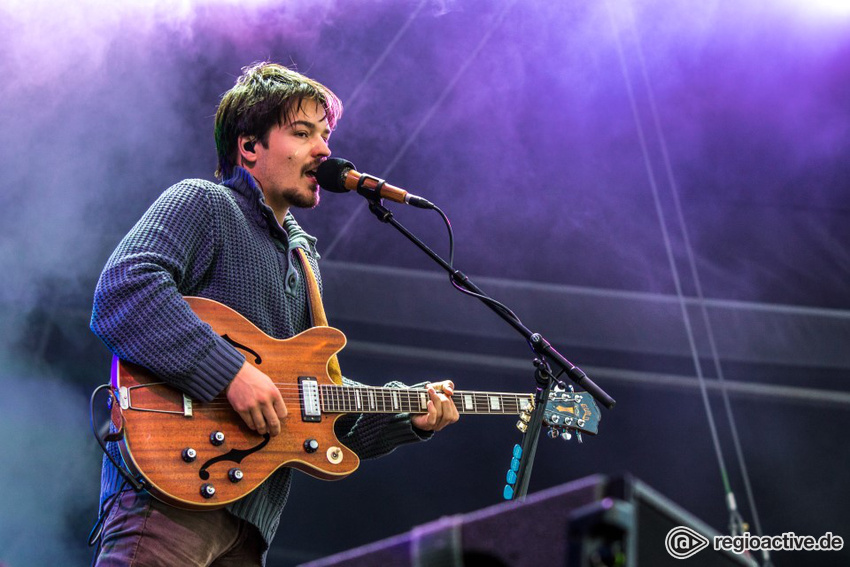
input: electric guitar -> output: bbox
[110,297,601,510]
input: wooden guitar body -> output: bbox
[111,297,357,510]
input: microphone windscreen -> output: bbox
[316,158,355,193]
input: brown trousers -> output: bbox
[95,490,264,567]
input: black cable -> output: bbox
[89,384,146,491]
[432,204,455,269]
[87,383,149,551]
[432,205,542,357]
[88,477,127,552]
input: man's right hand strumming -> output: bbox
[226,361,288,436]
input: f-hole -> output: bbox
[222,334,262,364]
[198,434,271,480]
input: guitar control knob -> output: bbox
[182,448,197,462]
[327,446,343,465]
[200,483,216,499]
[304,439,319,453]
[210,431,225,446]
[228,468,244,483]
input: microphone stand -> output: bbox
[363,199,616,500]
[510,357,556,500]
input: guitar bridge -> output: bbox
[299,377,322,422]
[116,383,193,416]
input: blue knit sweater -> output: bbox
[91,167,428,550]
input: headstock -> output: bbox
[516,387,601,442]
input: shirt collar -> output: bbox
[221,166,320,257]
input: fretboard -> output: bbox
[319,385,533,415]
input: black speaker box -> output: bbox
[300,474,756,567]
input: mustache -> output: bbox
[303,159,326,174]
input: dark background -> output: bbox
[1,0,848,565]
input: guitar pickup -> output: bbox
[299,377,322,422]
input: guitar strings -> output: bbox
[197,387,532,413]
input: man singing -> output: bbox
[90,62,459,566]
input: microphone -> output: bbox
[315,158,435,209]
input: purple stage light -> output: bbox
[777,0,850,20]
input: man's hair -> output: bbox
[214,62,343,179]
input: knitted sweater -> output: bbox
[91,167,429,549]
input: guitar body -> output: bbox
[111,297,358,511]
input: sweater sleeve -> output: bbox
[90,181,245,401]
[333,378,433,460]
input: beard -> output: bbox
[287,186,320,209]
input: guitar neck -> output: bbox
[320,384,533,416]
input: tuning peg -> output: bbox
[516,420,528,433]
[561,430,572,441]
[575,431,583,443]
[548,427,561,439]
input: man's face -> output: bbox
[249,99,331,217]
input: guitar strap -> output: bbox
[295,247,343,385]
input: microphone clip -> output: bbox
[355,173,387,202]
